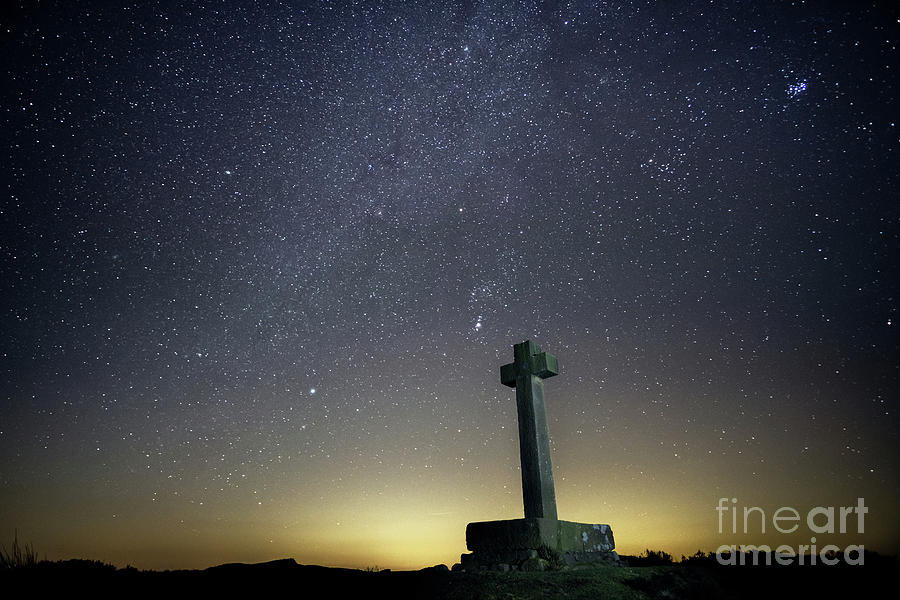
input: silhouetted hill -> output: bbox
[1,553,894,599]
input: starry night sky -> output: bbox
[1,1,898,570]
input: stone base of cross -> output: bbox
[457,341,617,572]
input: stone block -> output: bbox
[466,518,559,552]
[520,557,549,571]
[556,521,615,553]
[466,518,614,554]
[459,553,476,568]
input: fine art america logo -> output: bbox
[715,497,868,565]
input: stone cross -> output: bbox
[500,340,559,521]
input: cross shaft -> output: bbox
[500,340,559,520]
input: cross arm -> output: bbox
[500,340,559,387]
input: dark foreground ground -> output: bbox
[2,554,895,599]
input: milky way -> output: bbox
[1,1,897,569]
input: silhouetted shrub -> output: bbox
[0,531,38,570]
[627,549,674,566]
[681,549,717,565]
[537,543,566,570]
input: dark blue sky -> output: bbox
[1,1,897,569]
